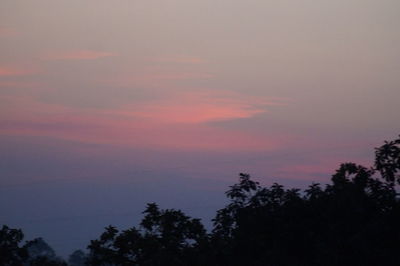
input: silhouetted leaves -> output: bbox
[68,249,87,266]
[0,225,27,266]
[84,135,400,265]
[87,203,207,265]
[2,135,400,265]
[375,135,400,184]
[0,227,66,266]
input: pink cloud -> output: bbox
[119,90,281,124]
[0,81,48,96]
[0,66,36,76]
[44,50,117,60]
[0,81,41,88]
[0,94,287,151]
[0,118,283,151]
[0,27,18,37]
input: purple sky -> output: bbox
[1,0,399,257]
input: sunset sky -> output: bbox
[1,0,400,257]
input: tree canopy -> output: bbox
[2,135,400,265]
[85,135,400,265]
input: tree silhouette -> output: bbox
[84,135,400,265]
[24,238,66,266]
[68,250,87,266]
[375,135,400,184]
[2,135,400,265]
[208,136,400,266]
[0,226,66,266]
[0,225,27,266]
[87,203,208,265]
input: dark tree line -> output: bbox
[0,227,68,266]
[1,135,400,265]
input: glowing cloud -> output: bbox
[0,92,287,151]
[122,90,277,124]
[0,66,36,76]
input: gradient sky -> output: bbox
[1,0,400,257]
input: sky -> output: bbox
[1,0,400,258]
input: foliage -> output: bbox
[84,135,400,265]
[210,164,399,265]
[24,237,66,266]
[68,250,87,266]
[0,225,27,266]
[87,203,208,265]
[0,226,66,266]
[24,237,56,259]
[375,135,400,184]
[2,135,400,265]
